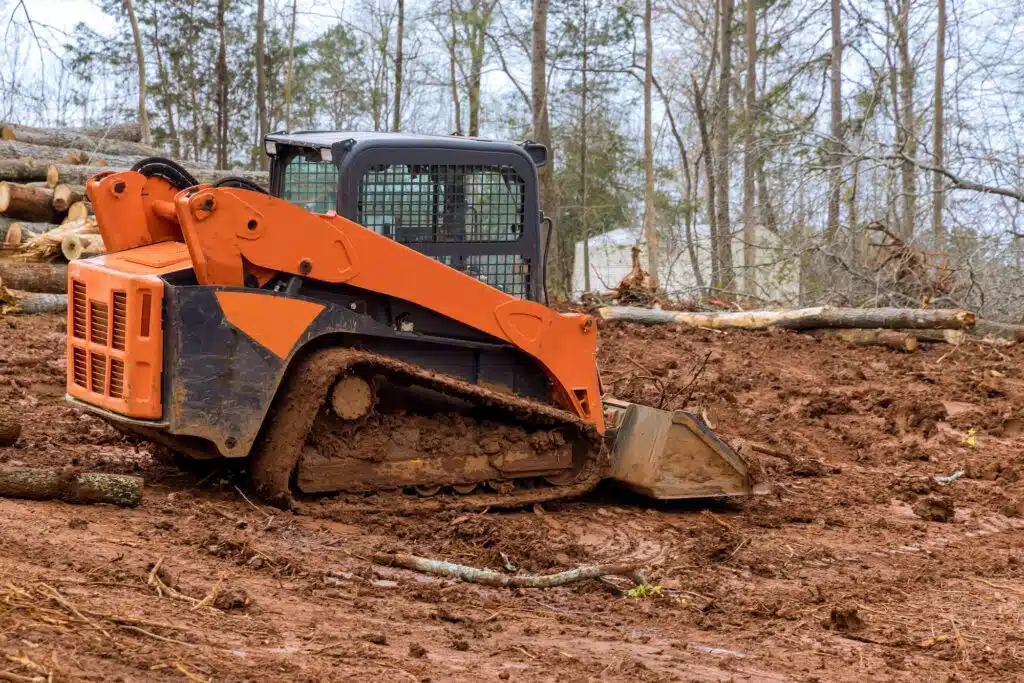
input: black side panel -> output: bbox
[160,284,552,459]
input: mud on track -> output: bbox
[0,313,1022,681]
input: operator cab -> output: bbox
[264,131,548,302]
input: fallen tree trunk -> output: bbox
[0,162,263,187]
[0,409,20,447]
[2,290,67,314]
[373,552,648,588]
[0,469,142,507]
[0,140,144,169]
[1,124,160,157]
[3,122,144,143]
[597,306,976,331]
[0,182,56,222]
[808,328,919,353]
[0,159,60,185]
[973,320,1024,344]
[0,261,68,293]
[62,234,105,261]
[63,201,90,223]
[0,218,44,246]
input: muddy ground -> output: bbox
[1,312,1022,682]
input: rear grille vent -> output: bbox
[72,348,87,387]
[111,292,127,350]
[72,281,86,339]
[90,301,109,344]
[109,358,125,398]
[90,353,106,394]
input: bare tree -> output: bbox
[932,0,946,249]
[742,0,757,295]
[215,0,229,168]
[255,0,269,167]
[123,0,150,146]
[642,0,659,287]
[897,0,916,240]
[531,0,561,296]
[580,0,591,292]
[284,0,298,131]
[448,0,463,134]
[825,0,841,244]
[714,0,735,290]
[393,0,405,131]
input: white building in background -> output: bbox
[572,225,801,305]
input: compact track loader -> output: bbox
[65,132,754,507]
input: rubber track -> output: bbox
[250,347,606,510]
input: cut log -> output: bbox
[0,159,60,184]
[0,261,68,293]
[64,202,90,223]
[1,223,20,248]
[51,183,84,212]
[907,329,967,345]
[75,122,142,143]
[62,234,105,261]
[2,124,160,157]
[0,468,142,506]
[0,140,144,169]
[2,290,67,314]
[0,219,48,246]
[18,217,98,262]
[808,328,918,353]
[0,182,56,222]
[0,161,264,187]
[973,320,1024,344]
[596,306,976,331]
[0,409,20,447]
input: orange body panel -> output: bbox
[66,242,191,418]
[86,171,184,252]
[215,291,325,359]
[174,188,603,431]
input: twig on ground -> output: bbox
[234,485,273,519]
[373,553,648,589]
[172,663,211,683]
[38,584,111,638]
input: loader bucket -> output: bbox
[602,397,755,499]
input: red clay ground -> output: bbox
[1,312,1022,682]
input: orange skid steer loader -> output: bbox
[65,132,754,507]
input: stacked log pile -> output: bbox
[0,121,268,316]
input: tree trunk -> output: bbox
[906,328,966,345]
[595,305,976,330]
[74,123,142,143]
[932,0,945,250]
[64,202,91,223]
[255,0,269,168]
[0,163,267,188]
[0,469,142,507]
[123,0,150,147]
[972,319,1024,343]
[0,262,67,293]
[2,291,67,314]
[151,8,180,159]
[2,125,158,158]
[580,0,590,292]
[742,0,757,296]
[0,140,144,168]
[897,0,916,241]
[714,0,735,290]
[692,76,719,286]
[825,0,842,244]
[393,0,405,131]
[448,0,463,134]
[531,0,560,297]
[0,218,45,246]
[215,0,230,169]
[642,0,659,288]
[808,328,918,353]
[0,182,56,222]
[466,1,494,137]
[284,0,298,131]
[0,159,58,185]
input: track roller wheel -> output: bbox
[452,483,478,495]
[414,484,442,497]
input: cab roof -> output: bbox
[264,131,547,167]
